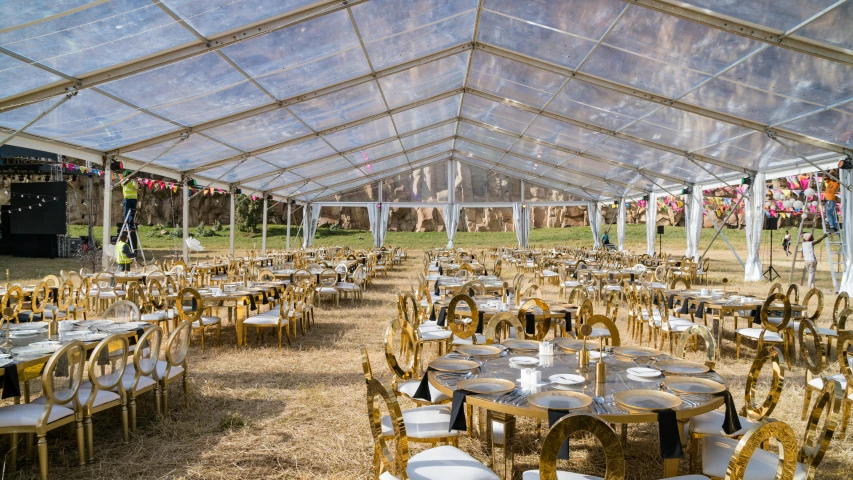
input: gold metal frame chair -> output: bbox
[446,294,481,345]
[517,298,551,341]
[158,320,192,414]
[675,324,717,369]
[176,287,221,351]
[79,334,129,462]
[532,414,626,480]
[483,311,526,344]
[125,326,163,430]
[735,293,792,367]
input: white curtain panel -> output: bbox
[378,204,391,247]
[367,203,378,247]
[302,204,321,248]
[685,189,703,261]
[443,204,459,248]
[840,169,853,295]
[617,198,626,251]
[646,192,657,256]
[588,202,601,249]
[743,174,766,282]
[522,206,530,248]
[512,203,524,247]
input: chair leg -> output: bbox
[129,395,138,432]
[76,418,85,465]
[735,334,741,359]
[85,415,94,463]
[121,401,130,442]
[154,385,162,416]
[841,399,851,436]
[10,432,18,466]
[162,384,169,415]
[183,374,189,405]
[37,434,48,480]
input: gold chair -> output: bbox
[141,279,171,333]
[803,328,853,436]
[315,268,340,306]
[176,287,221,351]
[44,278,74,321]
[447,293,484,345]
[122,326,162,430]
[157,320,192,414]
[242,286,295,350]
[458,279,486,296]
[366,378,495,480]
[0,342,86,479]
[735,293,793,367]
[70,278,91,320]
[584,314,621,346]
[337,265,364,303]
[675,324,717,369]
[517,298,551,341]
[483,311,526,344]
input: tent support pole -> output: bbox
[229,187,236,257]
[261,192,268,254]
[182,177,189,263]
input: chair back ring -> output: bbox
[446,294,478,341]
[484,312,526,344]
[743,346,785,421]
[384,318,416,381]
[725,420,798,480]
[539,414,625,480]
[366,378,407,478]
[760,293,792,332]
[584,314,621,346]
[517,298,551,341]
[675,324,716,369]
[801,377,842,470]
[57,279,74,311]
[797,319,825,376]
[1,285,24,321]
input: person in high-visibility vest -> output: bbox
[121,174,138,230]
[115,231,137,273]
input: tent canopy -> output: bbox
[2,0,851,202]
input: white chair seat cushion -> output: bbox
[0,404,75,427]
[421,329,452,341]
[689,410,754,436]
[604,285,622,291]
[543,270,559,277]
[127,360,184,382]
[701,436,807,480]
[336,283,360,291]
[192,316,221,327]
[816,326,837,337]
[452,333,486,345]
[244,312,285,326]
[425,274,440,281]
[588,328,611,338]
[380,405,458,439]
[561,281,580,288]
[121,373,157,392]
[522,471,602,480]
[662,321,695,332]
[807,373,846,391]
[398,379,449,403]
[141,311,168,321]
[42,309,67,319]
[33,388,119,408]
[736,328,784,342]
[418,324,443,334]
[316,287,338,294]
[406,445,498,480]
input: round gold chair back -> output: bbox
[416,282,432,309]
[833,292,849,323]
[292,269,313,286]
[93,272,116,293]
[366,378,407,479]
[512,273,525,294]
[539,414,625,480]
[517,298,551,341]
[578,298,593,324]
[675,324,716,369]
[176,288,203,324]
[75,278,91,308]
[743,346,785,421]
[257,269,275,282]
[84,334,128,407]
[1,285,23,322]
[397,291,419,327]
[759,293,792,332]
[42,274,60,288]
[147,279,165,309]
[786,283,800,304]
[165,274,180,294]
[459,263,474,275]
[725,421,798,480]
[519,283,542,300]
[446,294,479,341]
[359,344,374,384]
[318,269,338,287]
[838,330,853,389]
[41,341,86,410]
[584,314,620,346]
[57,279,74,311]
[767,282,783,296]
[384,318,416,381]
[668,277,690,290]
[800,377,843,472]
[605,291,619,319]
[459,280,486,297]
[134,327,163,381]
[798,319,825,376]
[30,282,50,315]
[801,288,823,322]
[103,300,141,322]
[125,281,148,308]
[483,312,526,344]
[493,259,502,277]
[568,285,588,305]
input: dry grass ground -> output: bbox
[1,231,851,479]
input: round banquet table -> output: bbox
[428,345,726,478]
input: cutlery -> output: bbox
[496,388,519,404]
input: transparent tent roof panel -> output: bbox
[0,53,64,100]
[324,116,397,151]
[456,122,518,151]
[202,108,312,152]
[242,171,304,191]
[461,94,536,134]
[346,139,405,165]
[195,157,278,183]
[378,51,470,109]
[408,141,452,162]
[401,122,457,150]
[545,81,659,131]
[288,81,386,131]
[161,0,319,37]
[259,137,337,169]
[468,49,566,109]
[393,94,461,134]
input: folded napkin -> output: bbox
[547,410,571,459]
[434,280,441,297]
[475,311,484,335]
[438,266,444,276]
[2,364,20,399]
[248,293,257,312]
[448,389,476,431]
[694,301,706,319]
[667,294,675,310]
[751,306,762,325]
[654,408,683,459]
[714,390,742,435]
[412,368,436,402]
[436,307,448,327]
[261,292,269,305]
[679,299,690,314]
[525,312,536,336]
[129,328,145,346]
[564,311,573,332]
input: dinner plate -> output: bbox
[9,330,40,337]
[78,333,109,342]
[663,377,725,395]
[554,338,594,352]
[455,378,515,395]
[613,390,682,412]
[627,374,659,383]
[0,358,13,367]
[655,359,710,375]
[549,374,585,385]
[528,391,593,411]
[429,358,480,373]
[10,322,49,331]
[455,345,502,357]
[106,322,143,330]
[11,346,57,356]
[508,356,539,366]
[613,346,660,358]
[627,367,663,378]
[76,320,114,328]
[502,339,540,351]
[589,350,610,359]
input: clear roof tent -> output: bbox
[1,0,851,204]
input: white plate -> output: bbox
[10,322,49,331]
[77,320,114,328]
[9,330,40,337]
[11,346,57,356]
[590,351,610,359]
[110,322,143,330]
[78,333,108,342]
[509,356,539,366]
[627,374,660,383]
[549,374,585,385]
[627,367,662,378]
[30,341,60,348]
[0,358,13,367]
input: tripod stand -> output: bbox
[763,228,780,281]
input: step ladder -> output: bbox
[110,209,147,269]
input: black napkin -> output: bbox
[97,346,110,366]
[2,364,21,399]
[436,307,447,327]
[50,287,59,303]
[629,273,635,282]
[248,293,257,312]
[475,311,485,334]
[679,299,690,314]
[429,305,437,321]
[412,367,436,402]
[667,294,675,309]
[434,281,441,297]
[273,287,281,300]
[564,311,572,332]
[448,389,476,431]
[525,312,536,336]
[695,301,706,319]
[714,390,742,435]
[654,408,683,459]
[261,292,269,305]
[547,410,571,459]
[140,275,147,286]
[752,306,762,325]
[129,328,145,347]
[438,266,444,276]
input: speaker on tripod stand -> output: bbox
[763,216,780,281]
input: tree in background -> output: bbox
[236,196,263,233]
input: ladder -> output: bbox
[111,209,146,269]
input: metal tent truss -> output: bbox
[1,0,852,205]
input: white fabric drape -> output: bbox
[617,198,626,251]
[685,189,703,261]
[839,169,853,294]
[443,204,459,248]
[377,204,390,247]
[367,204,378,247]
[588,202,601,249]
[302,204,321,248]
[744,174,766,282]
[512,203,525,247]
[646,193,657,256]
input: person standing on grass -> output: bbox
[115,231,137,273]
[782,230,791,256]
[801,232,827,289]
[824,174,840,233]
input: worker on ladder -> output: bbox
[115,231,137,273]
[120,174,138,231]
[824,173,840,233]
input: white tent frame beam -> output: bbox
[623,0,853,67]
[294,157,448,198]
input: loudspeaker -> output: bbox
[764,217,778,231]
[657,225,664,235]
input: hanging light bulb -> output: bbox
[804,187,815,197]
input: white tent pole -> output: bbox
[182,177,189,263]
[645,192,657,256]
[286,199,292,250]
[229,187,236,257]
[617,197,626,251]
[0,92,74,147]
[101,161,112,269]
[261,192,268,254]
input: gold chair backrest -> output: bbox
[786,283,800,304]
[668,277,690,290]
[147,279,164,309]
[768,282,783,296]
[397,291,419,328]
[257,269,275,282]
[176,287,203,324]
[493,259,502,277]
[83,334,128,409]
[584,314,621,346]
[366,378,408,479]
[837,330,853,393]
[759,293,792,332]
[446,294,479,341]
[383,318,415,381]
[57,279,74,311]
[483,312,526,344]
[459,280,486,297]
[359,344,374,384]
[799,377,843,474]
[675,324,716,369]
[798,319,825,376]
[93,272,115,293]
[605,291,619,319]
[74,278,91,309]
[725,420,799,480]
[519,283,541,300]
[742,346,785,421]
[802,288,823,322]
[318,269,338,287]
[40,341,86,418]
[30,281,50,315]
[1,285,24,322]
[42,274,60,288]
[103,300,141,322]
[131,327,162,388]
[833,292,849,330]
[568,285,588,304]
[292,269,313,286]
[125,281,148,308]
[517,298,551,341]
[538,414,625,480]
[578,298,594,324]
[163,321,191,379]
